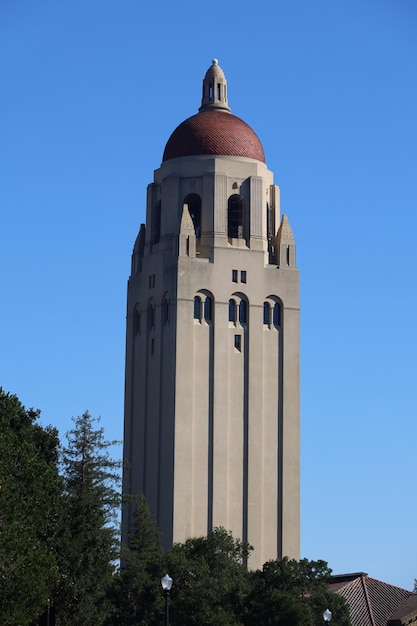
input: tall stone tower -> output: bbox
[123,60,300,569]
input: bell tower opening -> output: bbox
[184,193,201,238]
[228,194,245,240]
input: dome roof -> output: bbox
[162,59,265,163]
[163,111,265,163]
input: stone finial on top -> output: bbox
[199,59,231,113]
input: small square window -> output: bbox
[232,269,238,283]
[241,270,246,283]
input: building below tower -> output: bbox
[122,60,300,569]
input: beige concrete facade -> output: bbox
[122,63,300,569]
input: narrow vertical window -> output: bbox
[204,296,213,322]
[228,194,245,239]
[241,270,246,283]
[273,302,281,327]
[217,83,221,100]
[232,269,238,283]
[234,334,241,351]
[267,202,275,242]
[194,296,202,321]
[229,299,236,323]
[239,299,247,324]
[184,193,201,238]
[263,302,270,326]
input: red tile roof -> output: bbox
[163,111,265,163]
[330,573,412,626]
[387,594,417,625]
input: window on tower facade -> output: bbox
[194,291,214,324]
[267,202,277,264]
[229,299,237,323]
[194,296,202,321]
[239,299,247,324]
[263,302,270,326]
[204,296,213,322]
[184,193,201,238]
[264,297,282,330]
[228,194,245,239]
[273,302,281,327]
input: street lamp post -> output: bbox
[323,608,332,623]
[161,574,173,626]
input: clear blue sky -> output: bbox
[1,0,416,590]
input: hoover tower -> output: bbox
[123,60,300,569]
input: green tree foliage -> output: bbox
[243,557,350,626]
[54,412,121,626]
[107,519,350,626]
[0,387,352,626]
[105,554,164,626]
[127,493,162,561]
[165,527,251,625]
[106,524,251,625]
[0,388,61,626]
[105,494,164,625]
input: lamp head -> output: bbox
[323,608,332,622]
[161,574,173,591]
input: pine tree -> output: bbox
[55,412,121,626]
[128,493,161,560]
[105,495,163,625]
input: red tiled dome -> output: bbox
[163,111,265,163]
